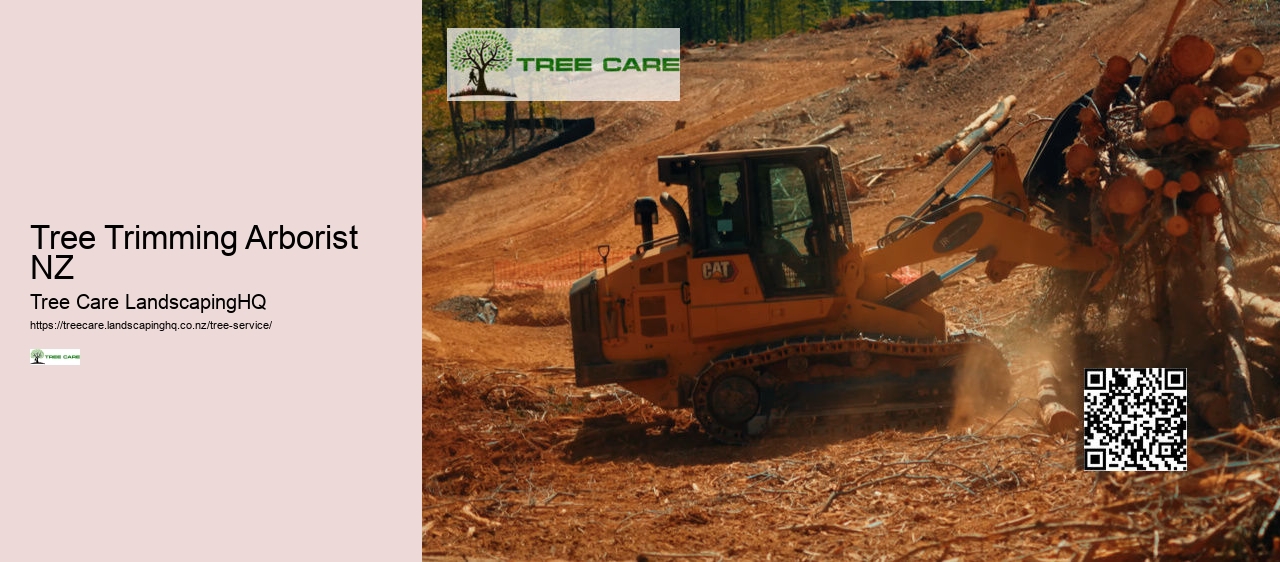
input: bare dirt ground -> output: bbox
[424,1,1280,559]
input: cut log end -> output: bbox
[1077,108,1105,143]
[1142,170,1165,190]
[1065,143,1098,176]
[1118,154,1164,189]
[1171,35,1217,78]
[1195,192,1221,216]
[1142,100,1176,129]
[1227,45,1265,75]
[1187,106,1222,140]
[1180,170,1201,192]
[1142,35,1216,103]
[1104,55,1132,79]
[1041,402,1080,435]
[1106,177,1147,215]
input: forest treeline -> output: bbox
[423,0,1056,177]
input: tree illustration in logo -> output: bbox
[30,349,45,364]
[449,29,516,98]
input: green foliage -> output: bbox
[423,0,501,90]
[423,88,448,134]
[866,0,1056,19]
[449,29,514,73]
[544,0,593,27]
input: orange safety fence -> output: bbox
[493,250,597,291]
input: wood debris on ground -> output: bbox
[933,22,981,59]
[425,365,1280,560]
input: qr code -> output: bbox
[1083,368,1188,471]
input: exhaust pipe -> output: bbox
[659,192,691,242]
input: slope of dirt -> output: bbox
[424,1,1280,559]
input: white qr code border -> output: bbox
[1083,367,1188,472]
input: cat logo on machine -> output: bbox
[701,260,738,282]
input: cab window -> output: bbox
[699,165,748,252]
[754,162,826,293]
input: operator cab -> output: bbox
[658,146,850,298]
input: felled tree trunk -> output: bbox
[1203,46,1264,92]
[1125,123,1183,150]
[915,99,1001,164]
[448,101,467,167]
[1213,215,1257,427]
[1092,56,1131,116]
[805,120,852,145]
[1240,289,1280,344]
[945,95,1016,163]
[1034,362,1079,435]
[1220,80,1280,121]
[1141,35,1216,104]
[1117,153,1164,190]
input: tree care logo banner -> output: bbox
[447,28,680,101]
[29,349,81,366]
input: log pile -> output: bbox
[1060,34,1280,428]
[1074,38,1272,233]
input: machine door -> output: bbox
[685,158,835,340]
[751,160,832,298]
[687,162,769,338]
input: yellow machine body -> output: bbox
[568,145,1105,441]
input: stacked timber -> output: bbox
[1071,35,1280,428]
[1064,37,1275,239]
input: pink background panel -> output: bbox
[0,2,421,560]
